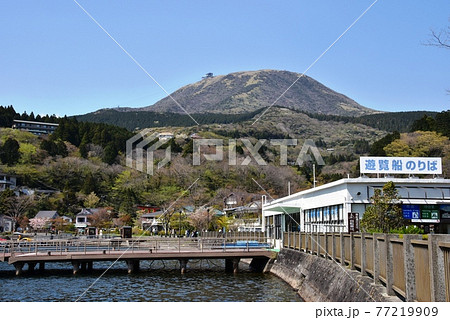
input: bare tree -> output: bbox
[88,208,113,229]
[425,19,450,94]
[6,195,35,231]
[427,24,450,49]
[188,208,211,231]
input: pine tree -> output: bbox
[0,138,21,165]
[361,181,404,233]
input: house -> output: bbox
[181,205,195,214]
[12,119,59,136]
[141,210,164,233]
[158,132,174,141]
[75,208,100,230]
[224,200,263,232]
[35,211,59,220]
[0,215,14,232]
[61,216,73,223]
[0,173,17,191]
[189,133,202,139]
[29,211,60,231]
[224,193,239,209]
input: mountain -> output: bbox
[134,69,376,116]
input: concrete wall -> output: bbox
[269,248,400,302]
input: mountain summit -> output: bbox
[138,70,375,116]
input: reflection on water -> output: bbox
[0,260,302,302]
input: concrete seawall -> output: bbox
[269,248,401,302]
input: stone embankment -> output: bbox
[268,249,400,302]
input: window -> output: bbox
[275,215,282,239]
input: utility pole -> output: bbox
[313,164,316,188]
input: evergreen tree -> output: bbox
[361,181,404,233]
[56,140,68,157]
[40,139,58,156]
[410,115,436,132]
[369,131,400,156]
[0,105,18,127]
[0,138,21,165]
[102,143,118,164]
[435,110,450,137]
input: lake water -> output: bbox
[0,259,302,302]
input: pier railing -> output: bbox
[0,233,272,259]
[282,231,450,302]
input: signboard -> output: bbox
[348,212,360,233]
[411,219,440,223]
[402,204,420,219]
[360,157,442,175]
[440,205,450,219]
[421,204,439,219]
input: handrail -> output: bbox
[282,231,450,302]
[0,237,273,257]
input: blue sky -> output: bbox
[0,0,449,116]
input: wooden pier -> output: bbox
[0,237,275,275]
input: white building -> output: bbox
[0,173,16,191]
[12,119,59,136]
[263,177,450,241]
[158,132,174,141]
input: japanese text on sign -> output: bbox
[360,157,442,175]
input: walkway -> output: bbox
[0,237,275,275]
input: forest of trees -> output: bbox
[303,110,439,133]
[72,104,442,133]
[0,106,134,165]
[0,105,59,127]
[410,111,450,137]
[75,108,265,131]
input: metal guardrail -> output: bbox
[283,231,450,302]
[0,235,273,259]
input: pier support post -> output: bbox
[249,257,269,272]
[179,259,188,274]
[27,262,36,273]
[14,262,24,276]
[39,262,45,272]
[80,262,86,272]
[225,258,240,273]
[126,260,140,274]
[72,262,80,275]
[87,261,93,272]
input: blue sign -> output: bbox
[402,204,420,219]
[360,157,442,175]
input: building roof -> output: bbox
[142,210,164,219]
[35,211,59,219]
[266,177,450,207]
[13,119,59,126]
[76,208,101,216]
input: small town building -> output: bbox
[12,119,59,136]
[0,215,14,232]
[75,208,100,230]
[141,210,164,234]
[263,177,450,242]
[61,216,73,223]
[157,132,174,141]
[0,173,16,191]
[35,210,59,220]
